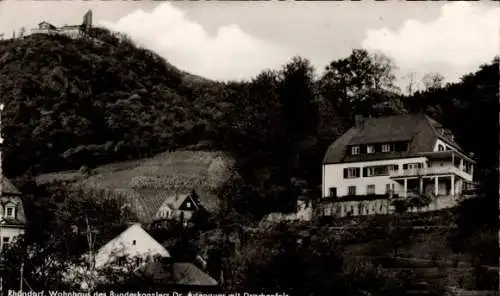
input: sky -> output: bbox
[0,1,498,90]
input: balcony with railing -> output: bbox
[389,165,472,181]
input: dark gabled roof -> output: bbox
[347,115,422,145]
[323,114,465,164]
[2,178,21,195]
[424,115,464,152]
[140,261,217,286]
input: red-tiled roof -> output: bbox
[323,114,465,164]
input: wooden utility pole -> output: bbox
[19,261,24,291]
[85,215,95,291]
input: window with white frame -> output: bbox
[385,183,391,194]
[343,167,361,179]
[347,186,356,196]
[328,187,337,198]
[389,164,399,171]
[367,145,375,154]
[2,237,9,245]
[366,184,376,195]
[351,146,360,155]
[404,163,423,170]
[5,207,14,218]
[382,144,391,152]
[186,202,191,208]
[365,167,375,177]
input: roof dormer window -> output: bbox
[367,145,375,154]
[351,146,360,155]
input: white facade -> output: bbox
[322,138,474,200]
[323,156,428,198]
[94,223,170,269]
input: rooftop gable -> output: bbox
[0,195,26,226]
[94,223,170,268]
[2,178,21,195]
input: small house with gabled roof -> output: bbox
[153,191,201,226]
[321,113,475,217]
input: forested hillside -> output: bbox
[0,28,498,221]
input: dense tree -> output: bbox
[1,184,136,290]
[0,28,497,226]
[319,49,403,128]
[422,72,445,91]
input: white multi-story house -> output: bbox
[320,114,475,218]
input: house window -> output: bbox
[351,146,360,155]
[403,163,423,170]
[386,184,391,194]
[438,144,445,151]
[382,144,391,152]
[367,185,376,195]
[347,186,356,196]
[367,145,375,154]
[2,237,9,244]
[364,166,390,177]
[5,207,14,218]
[389,165,398,171]
[117,256,127,265]
[343,167,360,179]
[186,202,191,208]
[328,187,337,198]
[132,240,136,246]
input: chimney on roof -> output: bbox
[354,115,364,129]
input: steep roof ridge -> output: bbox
[322,127,359,164]
[422,114,464,152]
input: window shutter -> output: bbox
[356,168,361,177]
[362,168,367,177]
[343,168,348,178]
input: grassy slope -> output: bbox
[36,150,237,221]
